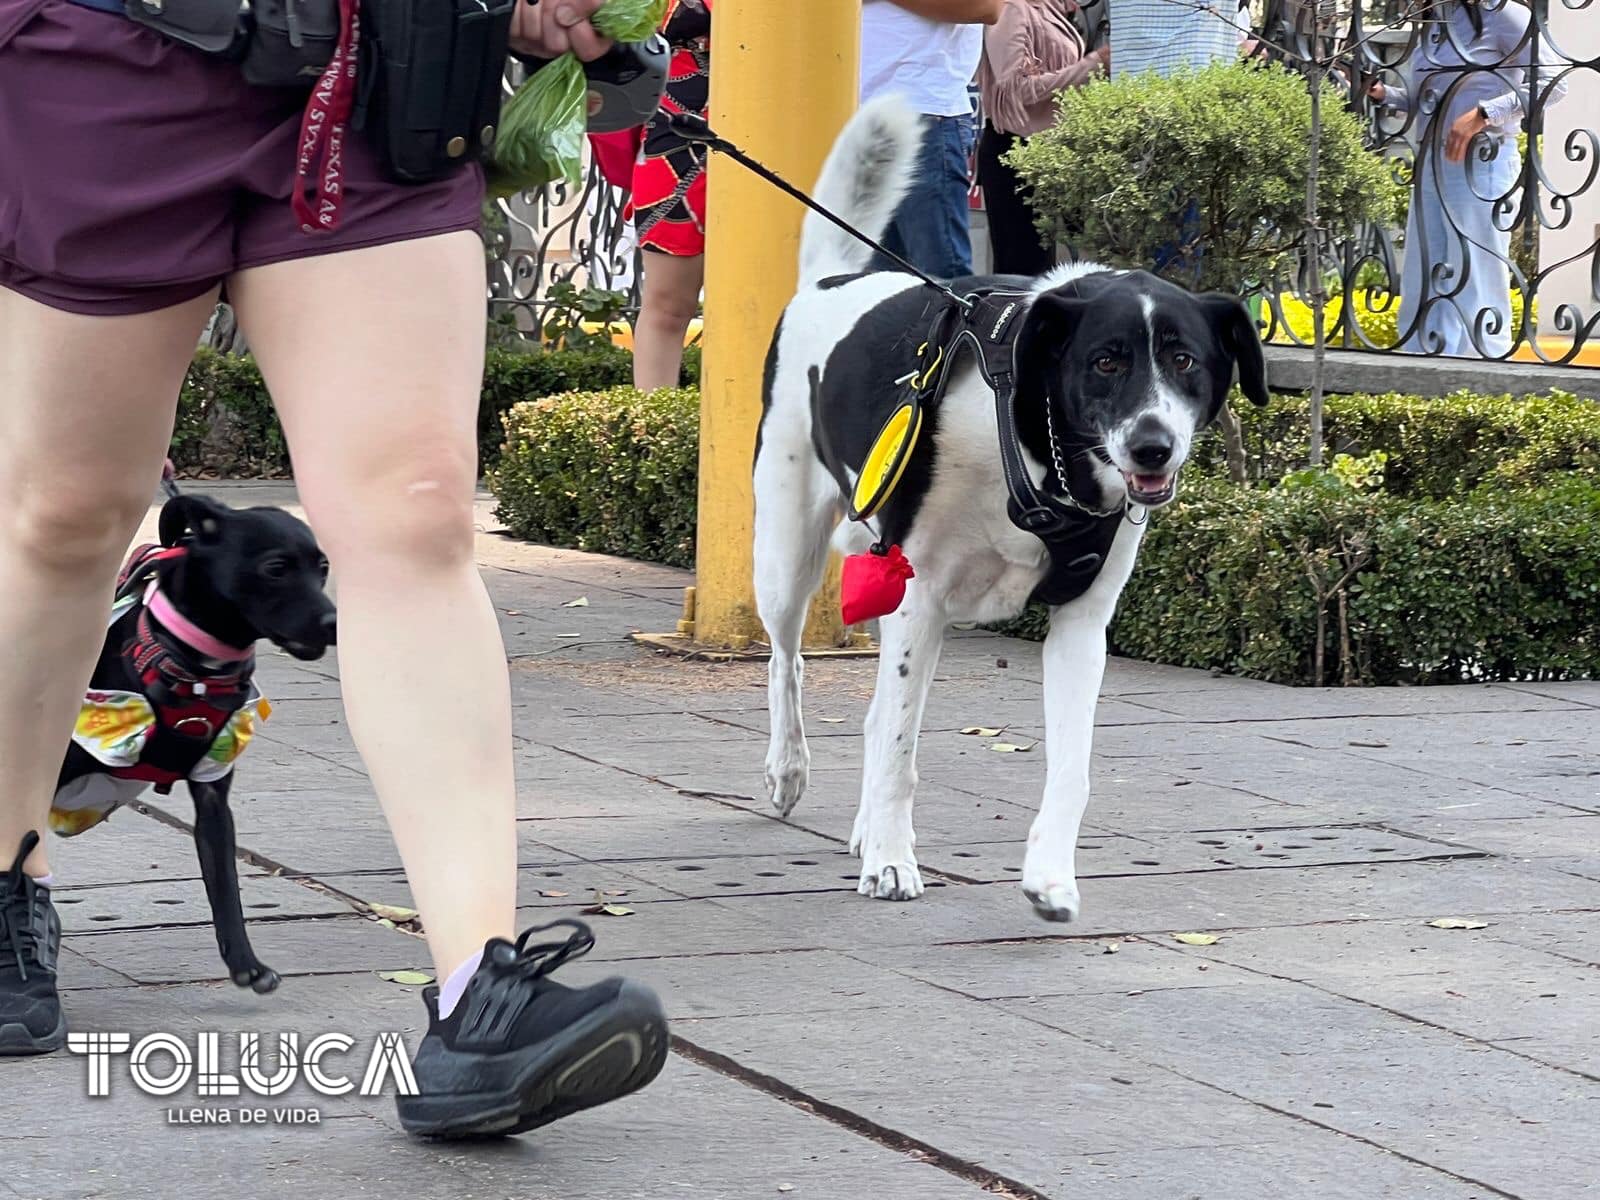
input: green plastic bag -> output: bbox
[488,0,669,198]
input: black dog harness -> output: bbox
[862,288,1128,607]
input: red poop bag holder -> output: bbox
[841,544,915,626]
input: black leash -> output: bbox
[664,113,975,314]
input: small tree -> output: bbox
[1010,62,1398,296]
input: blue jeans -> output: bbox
[876,114,976,279]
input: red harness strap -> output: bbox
[104,544,254,792]
[116,543,187,602]
[292,0,362,234]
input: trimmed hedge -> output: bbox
[1104,477,1600,686]
[172,343,701,478]
[174,350,287,476]
[1192,388,1600,497]
[488,387,700,567]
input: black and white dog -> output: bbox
[752,97,1269,922]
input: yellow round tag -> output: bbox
[850,402,923,521]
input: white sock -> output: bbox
[34,873,53,889]
[437,950,483,1020]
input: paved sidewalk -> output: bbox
[5,483,1599,1199]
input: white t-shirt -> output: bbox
[860,1,983,117]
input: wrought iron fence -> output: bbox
[484,139,642,338]
[484,0,1598,365]
[1256,0,1598,365]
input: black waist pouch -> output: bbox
[356,0,517,184]
[122,0,247,56]
[241,0,343,87]
[123,0,340,87]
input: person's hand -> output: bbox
[1366,79,1387,104]
[1445,106,1489,163]
[510,0,613,62]
[1092,44,1111,76]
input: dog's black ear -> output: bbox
[1017,292,1093,382]
[1198,293,1270,407]
[159,495,231,548]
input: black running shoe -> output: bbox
[0,831,66,1056]
[398,919,668,1139]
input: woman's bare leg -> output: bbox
[227,233,513,977]
[0,288,216,876]
[633,249,704,391]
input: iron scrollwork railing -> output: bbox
[484,56,643,338]
[484,158,642,337]
[1256,0,1597,364]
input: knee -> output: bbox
[6,486,150,578]
[642,288,701,330]
[313,455,478,577]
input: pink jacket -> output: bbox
[978,0,1098,137]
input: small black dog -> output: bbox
[52,492,335,993]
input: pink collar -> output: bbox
[143,582,254,663]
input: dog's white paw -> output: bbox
[858,855,924,901]
[764,752,809,819]
[1021,876,1081,923]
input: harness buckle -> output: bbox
[1009,504,1070,538]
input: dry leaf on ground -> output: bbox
[1425,917,1489,930]
[378,970,434,986]
[1172,932,1220,946]
[366,902,418,923]
[960,726,1003,737]
[563,596,590,608]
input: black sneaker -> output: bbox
[0,831,66,1056]
[397,919,668,1139]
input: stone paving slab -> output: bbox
[66,915,426,985]
[7,486,1594,1200]
[52,872,350,934]
[1003,978,1600,1198]
[673,991,1408,1197]
[1182,921,1600,1074]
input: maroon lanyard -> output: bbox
[292,0,361,234]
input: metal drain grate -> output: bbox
[918,826,1482,882]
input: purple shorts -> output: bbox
[0,0,484,316]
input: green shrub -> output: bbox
[1191,388,1600,496]
[488,386,700,566]
[174,349,287,475]
[1106,477,1600,685]
[171,344,668,477]
[1009,63,1398,292]
[479,345,637,465]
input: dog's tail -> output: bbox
[798,95,923,288]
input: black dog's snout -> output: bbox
[320,611,337,642]
[1129,430,1175,470]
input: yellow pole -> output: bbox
[692,0,859,650]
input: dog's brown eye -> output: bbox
[317,557,330,581]
[1174,352,1197,372]
[260,558,289,580]
[1092,354,1119,376]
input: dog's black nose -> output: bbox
[1129,435,1174,470]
